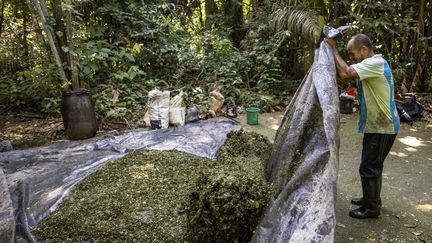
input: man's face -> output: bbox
[347,39,366,63]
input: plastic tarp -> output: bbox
[252,28,341,242]
[0,118,241,243]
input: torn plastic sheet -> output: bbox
[0,118,241,243]
[252,32,340,242]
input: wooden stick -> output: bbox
[31,0,68,82]
[65,0,79,91]
[403,93,432,96]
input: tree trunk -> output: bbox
[198,0,203,28]
[31,0,67,82]
[65,0,79,91]
[411,53,425,93]
[205,0,217,29]
[29,2,48,55]
[425,0,432,91]
[22,0,29,58]
[14,0,18,16]
[223,0,244,48]
[50,0,69,73]
[0,0,5,38]
[410,0,426,92]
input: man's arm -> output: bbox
[325,39,359,82]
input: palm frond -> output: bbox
[271,7,322,44]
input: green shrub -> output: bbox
[0,62,62,113]
[242,91,274,113]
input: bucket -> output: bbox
[246,107,260,125]
[61,90,98,140]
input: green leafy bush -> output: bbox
[242,92,274,112]
[92,82,147,123]
[0,61,62,113]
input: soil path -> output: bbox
[335,114,432,243]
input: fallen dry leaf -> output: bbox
[411,231,423,236]
[337,222,346,228]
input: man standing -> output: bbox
[326,34,400,219]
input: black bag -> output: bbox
[395,97,423,123]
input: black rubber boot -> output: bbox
[349,178,380,219]
[350,197,382,207]
[351,176,382,207]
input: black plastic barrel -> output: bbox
[61,90,97,140]
[339,95,354,114]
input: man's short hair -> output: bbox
[351,34,373,50]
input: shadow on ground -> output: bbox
[235,112,432,243]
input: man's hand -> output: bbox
[325,38,337,51]
[324,37,359,82]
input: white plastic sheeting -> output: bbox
[252,28,343,242]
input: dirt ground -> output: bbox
[1,111,431,242]
[336,114,432,243]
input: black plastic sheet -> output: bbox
[252,28,341,242]
[0,118,241,242]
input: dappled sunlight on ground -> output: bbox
[398,135,429,147]
[415,204,432,213]
[404,147,418,152]
[390,134,432,159]
[389,151,408,157]
[270,124,279,130]
[265,115,284,131]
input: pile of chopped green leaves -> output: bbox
[34,130,272,242]
[183,155,270,242]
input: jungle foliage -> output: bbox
[0,0,431,124]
